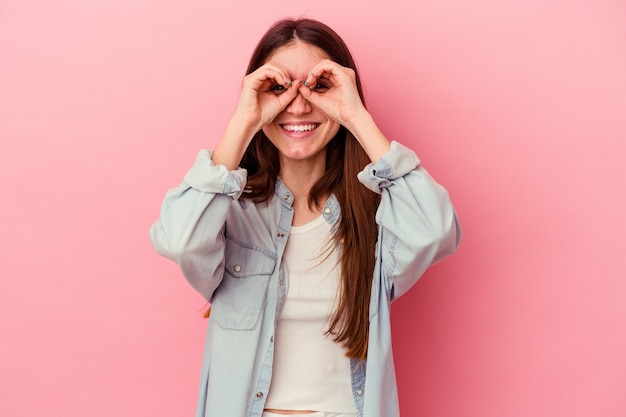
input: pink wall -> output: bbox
[1,0,625,416]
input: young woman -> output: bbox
[150,18,461,417]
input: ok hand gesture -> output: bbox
[234,63,300,133]
[298,59,367,129]
[298,59,389,162]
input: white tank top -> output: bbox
[264,215,356,413]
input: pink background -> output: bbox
[1,0,625,416]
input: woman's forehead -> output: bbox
[265,41,330,76]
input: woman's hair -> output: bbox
[240,18,380,361]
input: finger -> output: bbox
[258,63,292,84]
[257,84,300,127]
[297,84,335,120]
[298,83,317,104]
[261,63,293,87]
[246,64,293,89]
[303,59,349,88]
[275,82,300,107]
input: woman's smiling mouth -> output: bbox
[281,123,319,132]
[280,123,320,137]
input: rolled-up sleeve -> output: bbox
[359,141,461,300]
[149,150,247,300]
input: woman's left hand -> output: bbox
[299,59,391,163]
[298,59,367,129]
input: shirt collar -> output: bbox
[275,178,340,226]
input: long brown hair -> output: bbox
[242,18,380,361]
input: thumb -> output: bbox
[276,83,300,109]
[298,84,320,106]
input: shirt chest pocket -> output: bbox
[210,237,277,330]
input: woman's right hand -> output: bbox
[213,64,298,170]
[234,63,299,133]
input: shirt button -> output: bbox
[256,391,264,399]
[356,388,364,396]
[277,232,285,238]
[233,265,242,273]
[324,207,332,214]
[284,194,290,201]
[270,336,274,343]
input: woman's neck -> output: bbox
[279,156,328,226]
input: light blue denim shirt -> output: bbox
[150,141,461,417]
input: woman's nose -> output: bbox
[285,91,311,115]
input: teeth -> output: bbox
[283,124,317,132]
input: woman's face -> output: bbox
[261,41,340,168]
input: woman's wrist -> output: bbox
[344,110,391,164]
[212,116,258,170]
[227,113,262,139]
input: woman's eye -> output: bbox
[311,82,329,93]
[270,84,287,95]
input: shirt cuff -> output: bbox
[183,150,248,199]
[357,141,421,194]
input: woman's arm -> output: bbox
[150,63,299,299]
[149,151,247,300]
[358,141,461,300]
[301,61,460,297]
